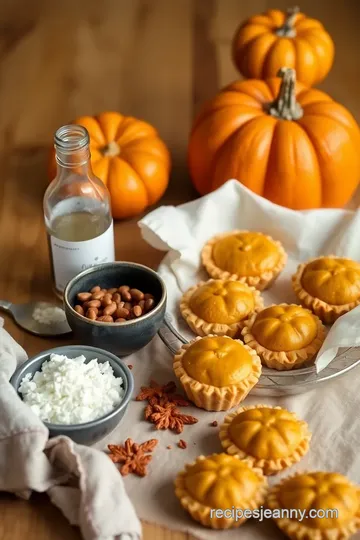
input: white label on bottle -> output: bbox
[50,221,115,292]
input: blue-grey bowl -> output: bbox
[10,345,134,445]
[63,262,167,356]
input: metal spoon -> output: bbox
[0,300,72,337]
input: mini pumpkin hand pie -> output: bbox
[173,335,261,411]
[220,405,311,475]
[201,230,287,290]
[292,256,360,324]
[242,304,326,370]
[175,453,267,529]
[267,471,360,539]
[180,279,263,337]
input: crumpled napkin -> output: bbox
[139,179,360,373]
[0,318,141,540]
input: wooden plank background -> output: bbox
[0,0,359,538]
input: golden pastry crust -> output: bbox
[173,335,262,411]
[292,255,360,324]
[242,304,326,370]
[267,471,360,539]
[175,453,268,529]
[201,230,287,291]
[219,405,311,475]
[180,279,263,337]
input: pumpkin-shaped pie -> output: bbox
[242,304,326,370]
[219,405,311,475]
[201,230,287,290]
[292,256,360,324]
[175,453,267,529]
[180,279,263,337]
[267,471,360,539]
[173,335,261,411]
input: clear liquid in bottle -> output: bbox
[44,125,115,298]
[48,211,110,241]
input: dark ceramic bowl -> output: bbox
[64,262,167,356]
[10,345,133,445]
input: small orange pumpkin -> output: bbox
[49,112,171,219]
[232,7,334,86]
[188,68,360,209]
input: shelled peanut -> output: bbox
[74,285,156,323]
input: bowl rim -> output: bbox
[63,261,167,326]
[10,345,134,431]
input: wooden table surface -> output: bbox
[0,0,360,538]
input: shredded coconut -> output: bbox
[32,306,67,325]
[19,353,125,424]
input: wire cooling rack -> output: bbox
[158,312,360,396]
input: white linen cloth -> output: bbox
[139,179,360,373]
[0,317,141,540]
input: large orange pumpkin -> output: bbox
[232,7,334,86]
[188,68,360,209]
[49,112,171,219]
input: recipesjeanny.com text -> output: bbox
[210,506,339,522]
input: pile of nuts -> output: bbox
[74,285,156,323]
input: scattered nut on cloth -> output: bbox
[0,318,141,540]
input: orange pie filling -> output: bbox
[201,230,287,290]
[251,305,318,352]
[267,471,360,538]
[180,279,263,337]
[189,280,256,325]
[175,453,267,529]
[182,336,253,387]
[293,256,360,324]
[242,304,325,370]
[301,258,360,306]
[220,405,311,475]
[212,232,282,277]
[173,335,262,411]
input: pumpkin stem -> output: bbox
[101,141,120,157]
[275,6,299,38]
[267,68,303,121]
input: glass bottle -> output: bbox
[44,124,115,298]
